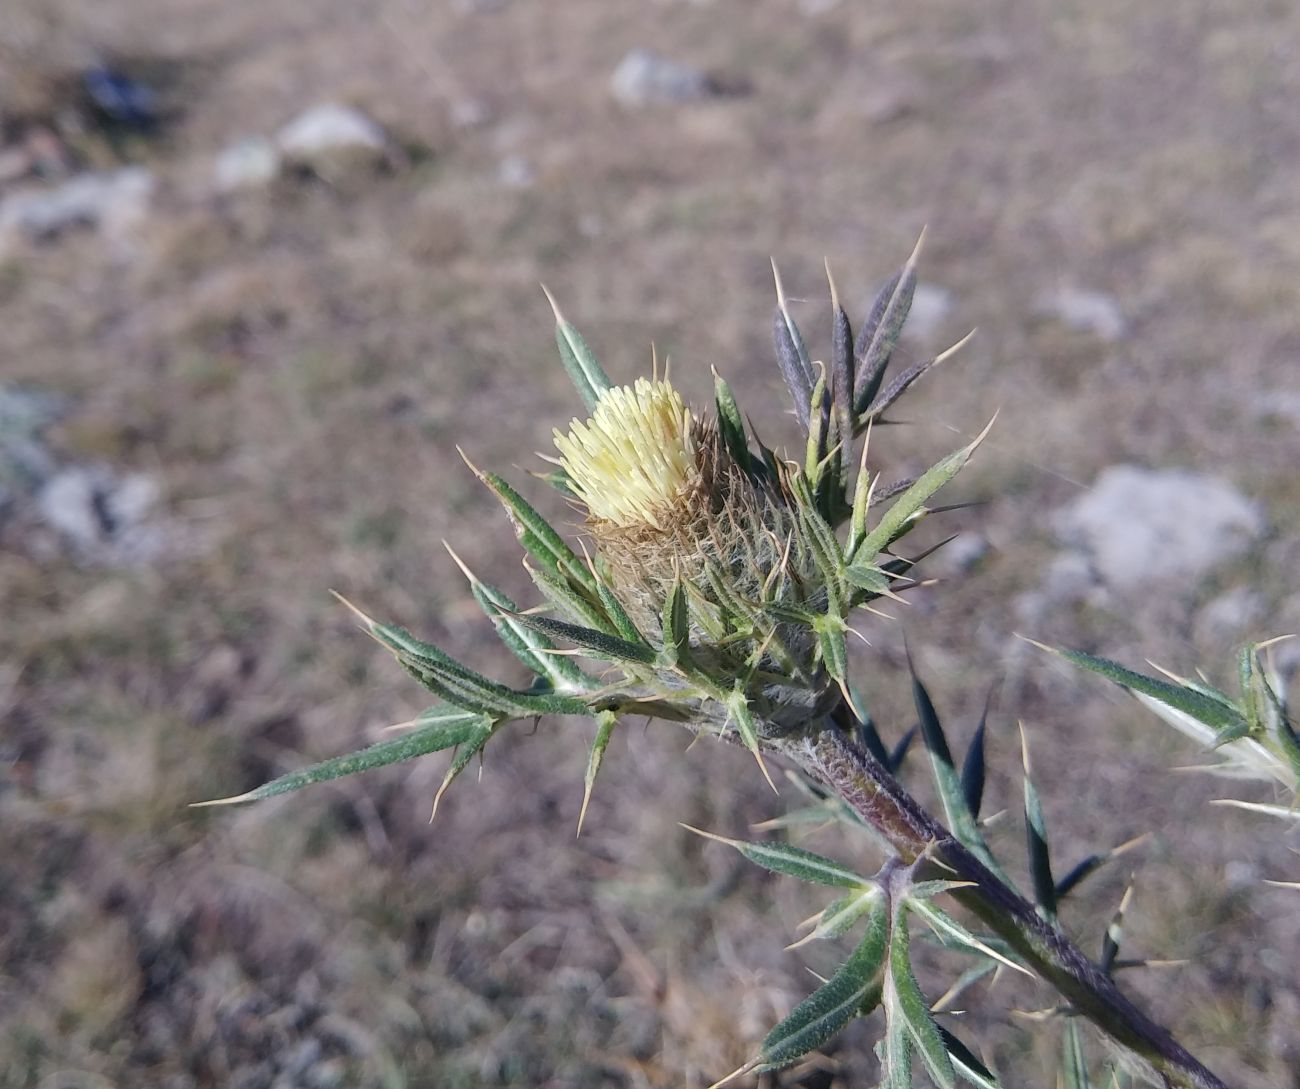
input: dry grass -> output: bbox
[2,1,1298,1086]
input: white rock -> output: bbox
[905,283,955,341]
[1052,466,1266,590]
[214,137,281,192]
[611,49,710,107]
[1034,287,1127,341]
[496,154,535,189]
[276,105,387,170]
[0,167,154,243]
[36,465,165,564]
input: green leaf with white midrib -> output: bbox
[194,706,492,805]
[758,895,889,1069]
[888,913,956,1089]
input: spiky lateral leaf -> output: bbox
[889,914,956,1089]
[810,888,885,941]
[852,420,992,566]
[726,690,776,791]
[860,332,974,425]
[431,719,500,817]
[195,707,492,806]
[577,710,617,836]
[471,465,601,599]
[446,545,590,694]
[712,369,752,472]
[365,615,590,718]
[683,827,869,888]
[827,261,856,469]
[905,899,1029,976]
[910,666,1009,885]
[936,1027,1003,1089]
[854,234,922,416]
[1061,1021,1092,1089]
[961,710,988,818]
[771,261,815,430]
[882,994,915,1089]
[541,286,612,411]
[507,612,656,666]
[1022,731,1057,919]
[759,896,889,1069]
[1042,645,1248,737]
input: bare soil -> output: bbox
[2,2,1298,1087]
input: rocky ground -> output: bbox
[1,1,1298,1087]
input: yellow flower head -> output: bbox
[554,378,697,530]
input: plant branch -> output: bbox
[775,718,1229,1089]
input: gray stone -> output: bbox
[215,137,281,192]
[905,283,955,341]
[611,49,710,107]
[1196,586,1267,643]
[1034,287,1127,342]
[1052,466,1266,590]
[0,167,154,244]
[932,531,988,576]
[276,105,388,171]
[449,97,492,130]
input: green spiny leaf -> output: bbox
[889,912,956,1089]
[759,895,889,1069]
[577,710,617,836]
[905,899,1029,976]
[683,827,870,888]
[712,368,752,472]
[542,285,612,411]
[431,719,500,817]
[827,260,856,470]
[507,611,656,666]
[445,544,589,693]
[909,661,1009,885]
[1021,727,1057,919]
[1037,644,1248,737]
[882,991,915,1089]
[810,887,884,941]
[852,419,992,565]
[937,1026,1003,1089]
[195,707,492,806]
[961,706,988,818]
[1061,1021,1092,1089]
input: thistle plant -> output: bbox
[200,239,1253,1089]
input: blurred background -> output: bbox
[2,1,1298,1086]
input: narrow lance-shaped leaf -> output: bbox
[1100,886,1133,975]
[852,417,994,566]
[661,579,690,670]
[463,455,601,600]
[889,911,956,1089]
[1021,725,1057,919]
[1061,1020,1092,1089]
[432,719,501,818]
[758,894,890,1070]
[882,999,915,1089]
[726,689,777,792]
[194,706,493,806]
[961,700,989,818]
[826,259,856,471]
[507,611,656,666]
[682,826,870,888]
[861,331,975,425]
[444,543,589,693]
[937,1025,1004,1089]
[910,659,1009,885]
[1055,834,1148,901]
[541,285,612,411]
[1032,643,1248,737]
[854,231,923,416]
[804,887,884,942]
[577,710,617,836]
[905,898,1030,976]
[771,259,815,430]
[712,367,752,472]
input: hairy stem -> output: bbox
[777,722,1229,1089]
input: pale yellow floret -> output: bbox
[554,378,696,529]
